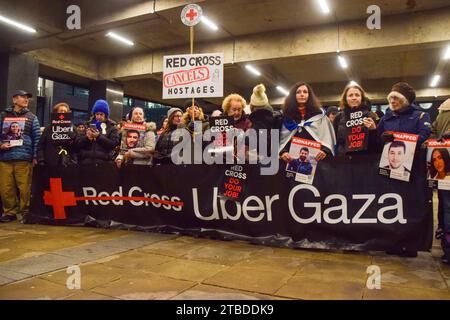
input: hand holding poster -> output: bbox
[286,137,321,185]
[51,113,73,145]
[427,139,450,190]
[379,132,418,182]
[344,110,369,152]
[1,117,25,147]
[163,53,224,99]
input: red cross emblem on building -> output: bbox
[44,178,77,220]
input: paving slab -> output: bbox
[171,284,287,300]
[143,258,229,282]
[100,233,177,250]
[92,272,196,300]
[183,243,266,266]
[0,277,74,300]
[295,259,370,283]
[275,275,365,300]
[203,266,292,295]
[0,253,78,276]
[98,251,175,271]
[39,263,124,290]
[363,284,450,300]
[63,290,118,300]
[52,242,129,263]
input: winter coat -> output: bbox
[37,124,77,166]
[431,99,450,138]
[0,107,41,162]
[248,106,283,158]
[75,119,119,164]
[378,104,431,146]
[153,124,187,165]
[116,122,156,165]
[234,114,252,131]
[333,107,380,156]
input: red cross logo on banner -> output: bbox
[42,178,185,220]
[58,114,65,120]
[44,178,77,220]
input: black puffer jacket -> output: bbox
[75,119,119,164]
[37,125,77,166]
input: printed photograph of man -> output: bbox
[125,130,140,149]
[384,140,411,175]
[287,147,313,175]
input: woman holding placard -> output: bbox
[279,82,336,164]
[333,83,380,156]
[37,102,77,166]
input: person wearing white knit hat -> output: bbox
[248,84,283,161]
[250,84,271,112]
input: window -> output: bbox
[74,87,89,97]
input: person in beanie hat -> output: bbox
[247,84,283,160]
[378,82,431,258]
[250,84,270,111]
[74,99,119,164]
[378,81,431,147]
[153,107,187,164]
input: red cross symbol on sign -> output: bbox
[58,114,65,120]
[185,8,198,21]
[43,178,77,220]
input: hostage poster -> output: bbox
[427,139,450,190]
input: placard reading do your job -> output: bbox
[163,53,224,99]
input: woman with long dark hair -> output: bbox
[430,148,450,180]
[279,82,336,163]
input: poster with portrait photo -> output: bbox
[120,123,147,152]
[427,139,450,190]
[285,137,321,185]
[1,117,26,147]
[379,132,418,182]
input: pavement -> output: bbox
[0,193,449,300]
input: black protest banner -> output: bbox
[29,152,433,252]
[51,113,73,145]
[344,111,369,153]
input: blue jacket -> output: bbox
[287,159,313,175]
[0,107,41,162]
[378,104,431,146]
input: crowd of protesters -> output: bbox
[1,82,450,261]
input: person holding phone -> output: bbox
[75,99,119,165]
